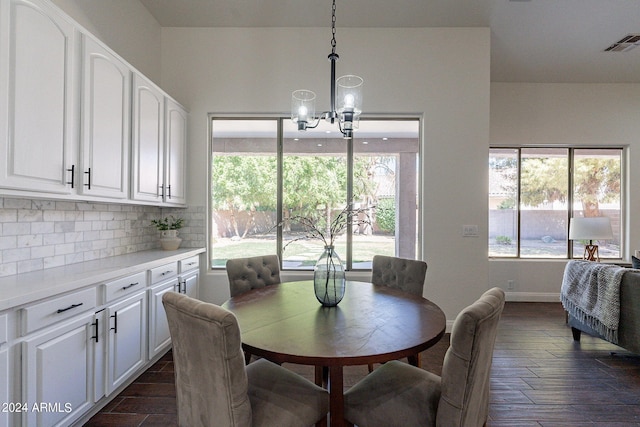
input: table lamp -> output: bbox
[569,217,613,261]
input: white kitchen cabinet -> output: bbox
[0,346,7,427]
[179,255,200,298]
[106,291,147,395]
[148,279,178,359]
[22,311,95,427]
[0,0,77,194]
[0,313,8,427]
[163,98,188,206]
[93,309,107,403]
[131,73,165,203]
[79,34,130,199]
[180,271,199,299]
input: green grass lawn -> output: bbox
[210,234,395,268]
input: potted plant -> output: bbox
[151,216,184,250]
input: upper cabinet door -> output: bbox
[0,0,76,194]
[164,98,187,206]
[131,73,164,203]
[79,35,130,199]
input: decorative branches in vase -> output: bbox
[282,203,372,306]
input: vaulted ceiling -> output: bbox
[139,0,640,83]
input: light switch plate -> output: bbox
[462,225,479,237]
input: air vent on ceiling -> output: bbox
[604,34,640,52]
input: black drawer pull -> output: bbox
[122,282,139,290]
[56,303,83,314]
[161,270,173,276]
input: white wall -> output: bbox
[490,83,640,299]
[159,27,491,321]
[51,0,162,84]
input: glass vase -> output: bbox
[314,246,346,307]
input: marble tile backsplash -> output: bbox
[0,197,206,278]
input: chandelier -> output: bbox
[291,0,363,139]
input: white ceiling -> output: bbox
[139,0,640,83]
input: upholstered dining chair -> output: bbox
[344,287,505,427]
[369,255,428,371]
[162,291,329,427]
[226,254,281,297]
[371,255,428,296]
[226,254,281,364]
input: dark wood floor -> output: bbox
[85,302,640,426]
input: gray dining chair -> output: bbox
[343,287,505,427]
[226,254,281,364]
[371,255,427,297]
[226,254,281,297]
[369,254,428,371]
[162,291,329,427]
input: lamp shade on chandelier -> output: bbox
[291,0,363,139]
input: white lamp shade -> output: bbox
[569,217,613,240]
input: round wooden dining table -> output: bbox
[222,280,446,427]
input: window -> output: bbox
[210,117,420,270]
[489,147,622,259]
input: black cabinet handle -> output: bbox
[110,312,118,333]
[122,282,139,290]
[66,165,75,188]
[167,184,172,199]
[158,185,164,198]
[161,270,173,276]
[56,302,83,314]
[91,318,99,342]
[84,167,91,189]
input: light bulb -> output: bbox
[298,105,308,122]
[344,94,355,109]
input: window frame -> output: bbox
[208,114,423,270]
[489,146,625,260]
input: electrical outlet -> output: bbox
[507,280,515,290]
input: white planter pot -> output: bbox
[159,230,182,250]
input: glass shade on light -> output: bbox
[336,75,363,138]
[291,90,316,130]
[569,217,613,241]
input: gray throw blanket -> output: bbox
[560,260,625,344]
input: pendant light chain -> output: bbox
[331,0,337,55]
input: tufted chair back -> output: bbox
[371,255,428,297]
[226,254,281,297]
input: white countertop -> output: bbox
[0,248,205,311]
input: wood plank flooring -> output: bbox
[84,302,640,426]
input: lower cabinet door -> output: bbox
[148,279,178,359]
[0,347,8,427]
[106,291,147,395]
[182,272,199,299]
[22,312,95,427]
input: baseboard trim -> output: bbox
[505,292,560,302]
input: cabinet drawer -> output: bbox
[103,272,147,303]
[150,262,178,284]
[21,287,97,335]
[0,313,6,345]
[179,256,200,273]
